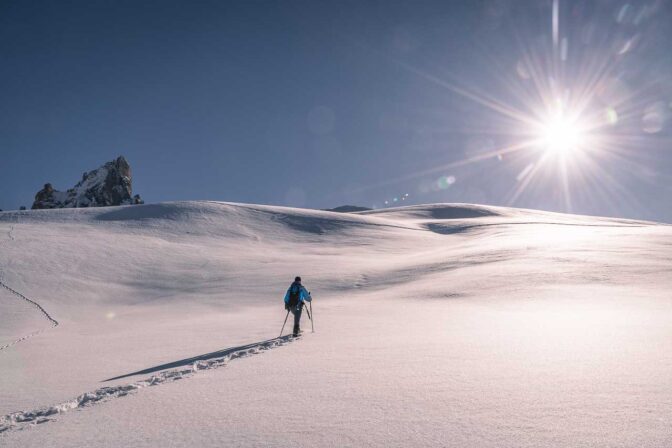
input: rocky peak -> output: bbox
[32,156,144,209]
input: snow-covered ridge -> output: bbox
[3,200,658,226]
[0,201,661,305]
[2,202,657,251]
[360,202,660,225]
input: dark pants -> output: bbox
[291,305,303,335]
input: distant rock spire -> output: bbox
[32,156,143,209]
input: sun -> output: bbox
[348,0,662,215]
[538,114,585,155]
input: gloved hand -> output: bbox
[284,303,290,311]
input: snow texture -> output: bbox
[0,282,58,351]
[0,335,294,433]
[0,201,671,447]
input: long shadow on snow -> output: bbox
[103,335,294,382]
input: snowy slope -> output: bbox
[1,201,671,446]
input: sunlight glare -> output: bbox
[539,114,584,154]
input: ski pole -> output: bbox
[309,301,314,333]
[302,303,313,331]
[279,309,290,337]
[310,301,314,332]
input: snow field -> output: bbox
[1,201,671,446]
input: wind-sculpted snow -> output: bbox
[95,202,195,222]
[1,202,671,447]
[424,219,650,235]
[0,335,296,433]
[360,203,503,220]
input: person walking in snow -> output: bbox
[284,276,312,336]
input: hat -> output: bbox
[295,276,302,282]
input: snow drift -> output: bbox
[1,201,671,446]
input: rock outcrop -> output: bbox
[32,156,144,209]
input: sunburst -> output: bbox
[343,1,668,215]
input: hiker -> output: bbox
[284,276,312,336]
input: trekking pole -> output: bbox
[303,305,314,333]
[309,301,314,333]
[279,309,290,337]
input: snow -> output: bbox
[1,201,671,446]
[65,164,110,207]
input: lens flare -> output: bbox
[336,0,669,217]
[538,114,584,154]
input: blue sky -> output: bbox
[1,0,671,222]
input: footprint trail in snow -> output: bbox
[0,334,297,433]
[0,215,59,352]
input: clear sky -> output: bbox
[1,0,671,222]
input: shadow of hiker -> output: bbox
[103,335,294,382]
